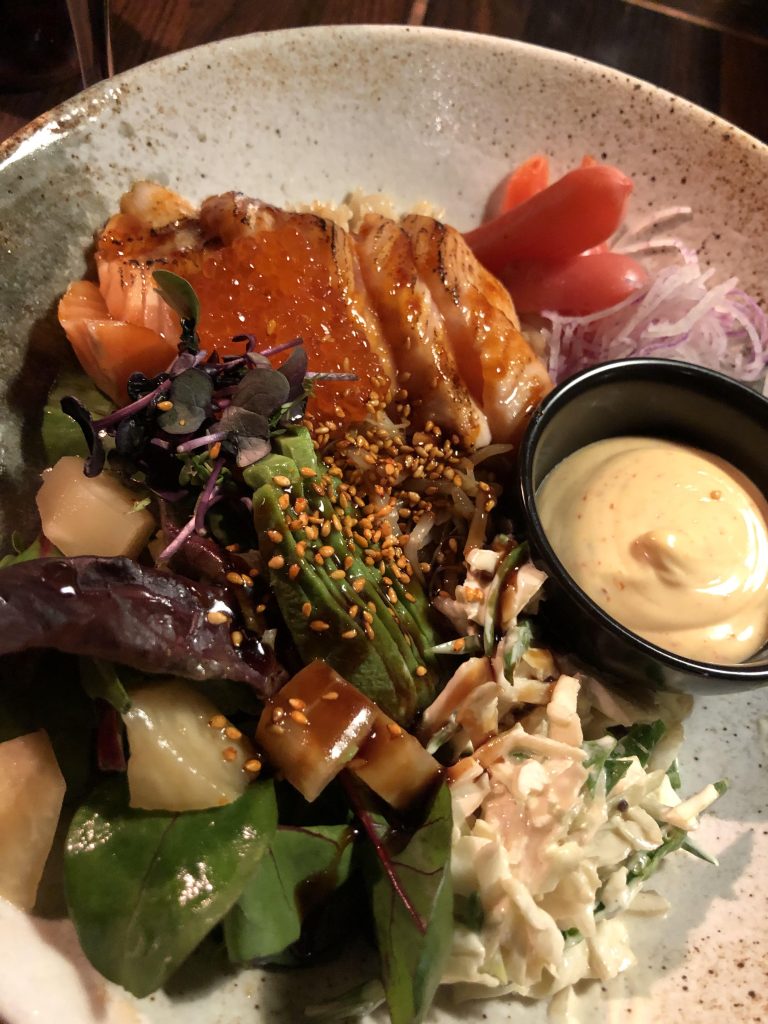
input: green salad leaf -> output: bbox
[78,657,131,713]
[225,823,356,964]
[64,777,277,997]
[42,370,114,464]
[366,783,453,1024]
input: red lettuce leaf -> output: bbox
[0,556,281,695]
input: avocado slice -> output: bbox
[253,483,421,721]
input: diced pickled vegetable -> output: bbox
[256,661,376,802]
[350,710,442,811]
[123,680,256,811]
[36,455,155,558]
[0,731,66,910]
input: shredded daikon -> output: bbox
[543,215,768,384]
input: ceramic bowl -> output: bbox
[1,24,767,1024]
[517,358,768,695]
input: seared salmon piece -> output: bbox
[356,213,490,448]
[58,281,176,403]
[90,184,395,421]
[400,214,551,443]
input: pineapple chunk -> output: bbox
[0,731,66,910]
[123,680,256,811]
[36,455,155,558]
[350,710,442,811]
[256,662,377,802]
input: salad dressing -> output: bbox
[536,436,768,663]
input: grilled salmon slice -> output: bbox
[356,213,490,448]
[400,214,551,443]
[58,280,176,403]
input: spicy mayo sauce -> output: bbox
[536,436,768,663]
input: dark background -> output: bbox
[1,0,767,145]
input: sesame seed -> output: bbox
[295,496,308,513]
[288,697,307,710]
[344,555,354,569]
[314,553,325,567]
[387,722,403,737]
[209,441,222,460]
[320,521,332,538]
[352,578,366,592]
[244,758,262,774]
[290,710,309,726]
[209,714,227,729]
[341,629,357,639]
[415,666,428,677]
[319,545,335,558]
[404,592,416,603]
[310,620,330,632]
[272,474,292,488]
[364,624,375,640]
[362,610,374,624]
[288,563,300,579]
[349,605,359,618]
[225,725,242,741]
[301,601,312,617]
[268,555,285,570]
[256,603,267,613]
[269,724,285,735]
[207,610,230,626]
[226,571,245,586]
[330,569,346,580]
[295,541,307,557]
[230,630,244,647]
[353,533,369,549]
[267,529,284,543]
[387,588,398,604]
[322,691,339,700]
[300,466,316,478]
[273,706,285,721]
[223,747,237,762]
[156,400,174,411]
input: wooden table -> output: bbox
[1,0,766,146]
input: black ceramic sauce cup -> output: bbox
[517,358,768,695]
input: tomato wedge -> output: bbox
[484,154,550,220]
[465,165,633,273]
[499,251,649,316]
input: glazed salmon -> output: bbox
[60,181,551,445]
[400,214,551,443]
[58,281,177,403]
[356,213,490,447]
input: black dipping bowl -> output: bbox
[517,358,768,696]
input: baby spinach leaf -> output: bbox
[366,784,453,1024]
[43,370,114,464]
[225,823,355,964]
[78,657,132,713]
[65,777,277,997]
[306,979,386,1021]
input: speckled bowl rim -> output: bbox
[2,24,766,167]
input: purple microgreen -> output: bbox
[193,455,226,534]
[305,371,358,381]
[156,513,197,563]
[175,430,229,455]
[158,368,214,435]
[233,435,271,469]
[259,336,303,358]
[246,352,272,368]
[278,346,309,400]
[232,366,290,413]
[115,414,150,460]
[231,333,257,352]
[93,378,172,432]
[152,270,200,354]
[60,395,106,477]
